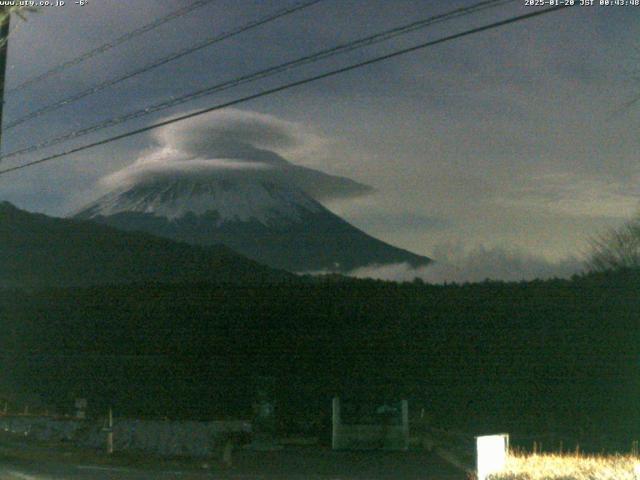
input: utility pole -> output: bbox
[0,7,10,155]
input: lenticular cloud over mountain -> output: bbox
[75,109,430,273]
[100,109,373,202]
[156,108,311,158]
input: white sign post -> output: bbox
[476,434,509,480]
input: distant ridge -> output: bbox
[0,201,291,287]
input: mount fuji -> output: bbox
[73,110,431,273]
[74,173,430,273]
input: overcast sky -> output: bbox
[0,0,638,279]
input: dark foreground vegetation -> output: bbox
[1,268,638,451]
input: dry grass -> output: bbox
[489,451,640,480]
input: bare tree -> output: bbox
[587,211,640,272]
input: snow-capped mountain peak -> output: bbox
[77,175,322,226]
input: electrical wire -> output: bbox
[0,5,571,177]
[3,0,325,130]
[5,0,218,94]
[0,0,514,158]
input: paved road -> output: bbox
[1,461,220,479]
[0,448,465,479]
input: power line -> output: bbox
[0,5,570,178]
[5,0,217,95]
[0,0,514,160]
[3,0,325,131]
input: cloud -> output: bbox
[98,109,373,202]
[493,171,640,220]
[341,209,450,234]
[101,149,271,188]
[346,244,584,284]
[3,0,637,271]
[155,109,317,158]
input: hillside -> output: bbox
[0,201,291,287]
[1,269,638,450]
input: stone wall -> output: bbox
[0,415,251,457]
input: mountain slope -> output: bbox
[0,201,291,287]
[74,176,431,273]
